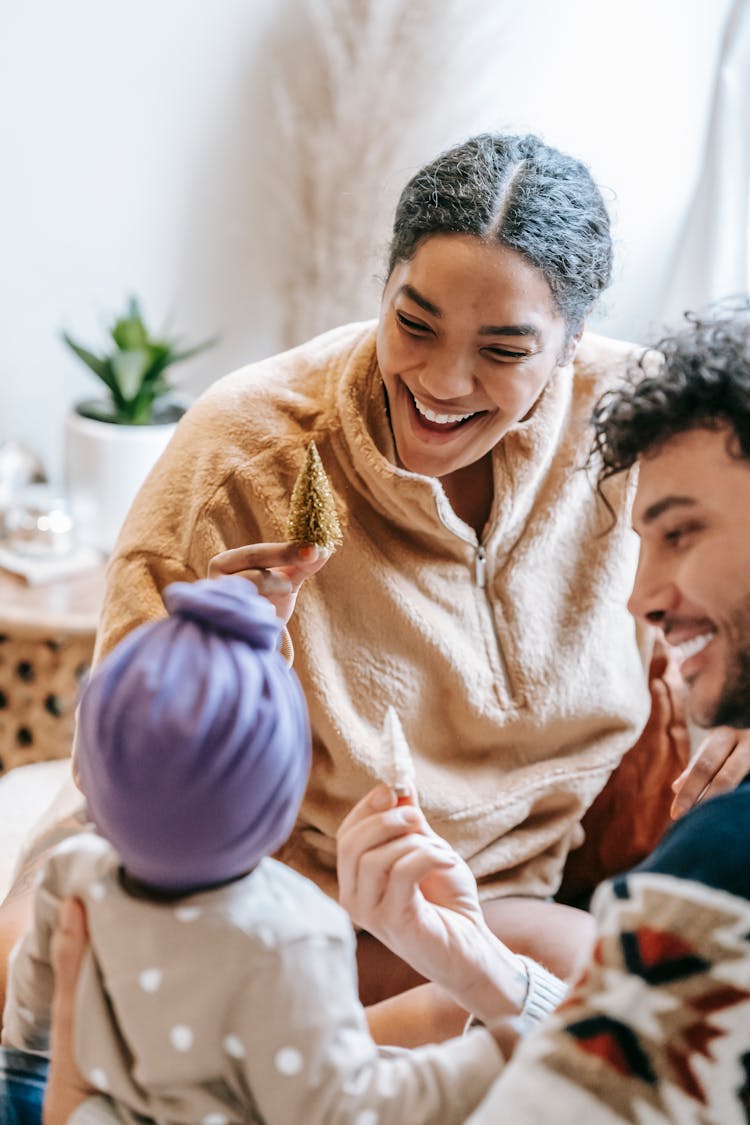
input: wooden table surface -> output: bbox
[0,562,107,637]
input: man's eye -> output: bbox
[396,312,430,333]
[664,522,701,547]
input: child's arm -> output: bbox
[229,930,504,1125]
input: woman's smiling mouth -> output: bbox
[410,391,483,431]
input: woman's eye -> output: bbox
[396,312,431,334]
[483,347,529,362]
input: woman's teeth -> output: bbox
[413,397,476,425]
[674,632,715,662]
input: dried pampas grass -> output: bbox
[270,0,501,348]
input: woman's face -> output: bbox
[376,234,572,479]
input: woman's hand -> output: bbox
[671,726,750,817]
[44,898,94,1125]
[208,542,330,623]
[337,786,527,1023]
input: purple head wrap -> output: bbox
[76,576,311,891]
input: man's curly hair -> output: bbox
[590,299,750,497]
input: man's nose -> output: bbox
[627,551,678,626]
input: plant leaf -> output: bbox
[111,349,151,401]
[63,297,216,424]
[111,305,149,351]
[76,400,121,424]
[62,334,110,381]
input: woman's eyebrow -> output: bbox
[478,324,540,338]
[398,284,441,317]
[398,284,541,339]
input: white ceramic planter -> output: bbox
[64,408,178,554]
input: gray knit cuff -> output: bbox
[514,954,568,1032]
[462,955,568,1037]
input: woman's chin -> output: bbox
[393,431,456,476]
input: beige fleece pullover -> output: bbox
[95,321,651,900]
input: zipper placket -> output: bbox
[448,526,513,698]
[473,539,513,698]
[475,544,487,588]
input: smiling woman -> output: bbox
[0,133,654,1041]
[377,236,570,530]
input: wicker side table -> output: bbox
[0,565,106,775]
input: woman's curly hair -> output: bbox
[590,300,750,499]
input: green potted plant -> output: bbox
[63,297,215,553]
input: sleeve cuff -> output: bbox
[463,956,568,1037]
[515,954,568,1032]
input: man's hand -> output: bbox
[671,727,750,817]
[44,898,94,1125]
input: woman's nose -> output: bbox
[416,350,475,400]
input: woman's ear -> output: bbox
[560,331,583,366]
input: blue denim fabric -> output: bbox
[0,1048,48,1125]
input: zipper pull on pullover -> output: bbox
[475,545,487,588]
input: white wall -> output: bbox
[0,0,738,482]
[1,0,285,480]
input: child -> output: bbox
[2,577,504,1124]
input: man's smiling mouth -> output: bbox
[670,631,716,662]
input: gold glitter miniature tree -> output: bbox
[286,440,343,548]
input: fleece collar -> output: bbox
[331,321,575,548]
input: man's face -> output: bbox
[629,426,750,728]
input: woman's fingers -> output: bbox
[338,785,433,841]
[208,542,330,582]
[346,833,456,929]
[338,804,423,905]
[380,841,458,911]
[337,786,460,917]
[207,542,331,622]
[338,785,398,837]
[231,568,295,598]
